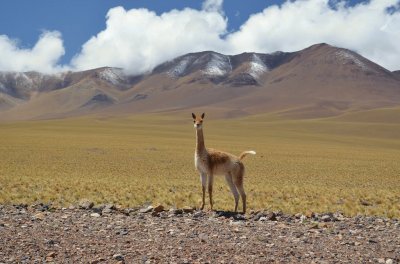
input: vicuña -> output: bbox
[192,113,256,213]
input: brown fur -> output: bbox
[192,113,255,213]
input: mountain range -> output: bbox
[0,43,399,120]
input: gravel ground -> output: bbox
[0,204,399,263]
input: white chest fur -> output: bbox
[195,152,208,173]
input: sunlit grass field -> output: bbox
[0,111,399,218]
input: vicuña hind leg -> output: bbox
[236,184,247,214]
[225,174,239,212]
[233,170,247,214]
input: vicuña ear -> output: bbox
[201,113,205,119]
[192,113,196,119]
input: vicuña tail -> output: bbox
[239,150,256,160]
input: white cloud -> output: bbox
[226,0,400,71]
[202,0,224,13]
[0,31,66,73]
[71,6,227,75]
[1,0,400,74]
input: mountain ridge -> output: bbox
[1,43,399,120]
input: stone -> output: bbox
[139,205,153,213]
[199,233,208,242]
[321,215,332,222]
[153,205,164,213]
[266,212,277,221]
[33,212,45,220]
[90,213,101,218]
[78,199,94,209]
[305,210,315,218]
[113,254,124,261]
[46,252,56,258]
[182,206,195,213]
[386,259,394,264]
[360,199,372,206]
[193,211,205,218]
[171,209,183,215]
[378,258,386,264]
[151,211,160,217]
[102,208,112,214]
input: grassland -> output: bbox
[0,110,399,218]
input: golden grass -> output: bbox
[0,112,399,218]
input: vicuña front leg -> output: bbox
[200,173,206,210]
[208,174,214,211]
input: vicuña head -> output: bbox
[192,112,204,129]
[191,112,256,214]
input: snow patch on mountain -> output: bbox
[248,54,268,79]
[202,53,232,76]
[335,50,371,71]
[99,68,126,85]
[167,56,195,78]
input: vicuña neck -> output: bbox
[196,127,206,154]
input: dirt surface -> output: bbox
[0,204,399,263]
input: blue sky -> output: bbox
[0,0,399,73]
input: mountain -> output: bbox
[393,70,400,80]
[0,43,399,120]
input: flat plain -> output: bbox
[0,109,399,218]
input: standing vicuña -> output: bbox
[192,113,256,213]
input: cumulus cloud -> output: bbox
[1,0,400,74]
[0,31,66,73]
[226,0,400,71]
[71,6,227,74]
[202,0,224,13]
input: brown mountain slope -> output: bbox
[0,43,399,120]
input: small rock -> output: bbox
[305,210,315,218]
[386,259,394,264]
[199,233,208,242]
[90,213,101,218]
[266,212,277,221]
[61,214,69,219]
[79,199,94,209]
[90,257,106,264]
[253,212,265,221]
[360,199,372,206]
[193,211,204,218]
[300,215,307,223]
[378,258,386,264]
[318,222,328,228]
[33,212,45,220]
[153,205,164,213]
[151,211,160,217]
[102,208,112,214]
[182,206,195,213]
[139,205,153,213]
[113,254,124,261]
[46,252,56,258]
[321,215,332,222]
[171,209,183,215]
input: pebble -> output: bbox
[113,253,124,261]
[139,206,153,213]
[78,199,94,210]
[90,213,101,218]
